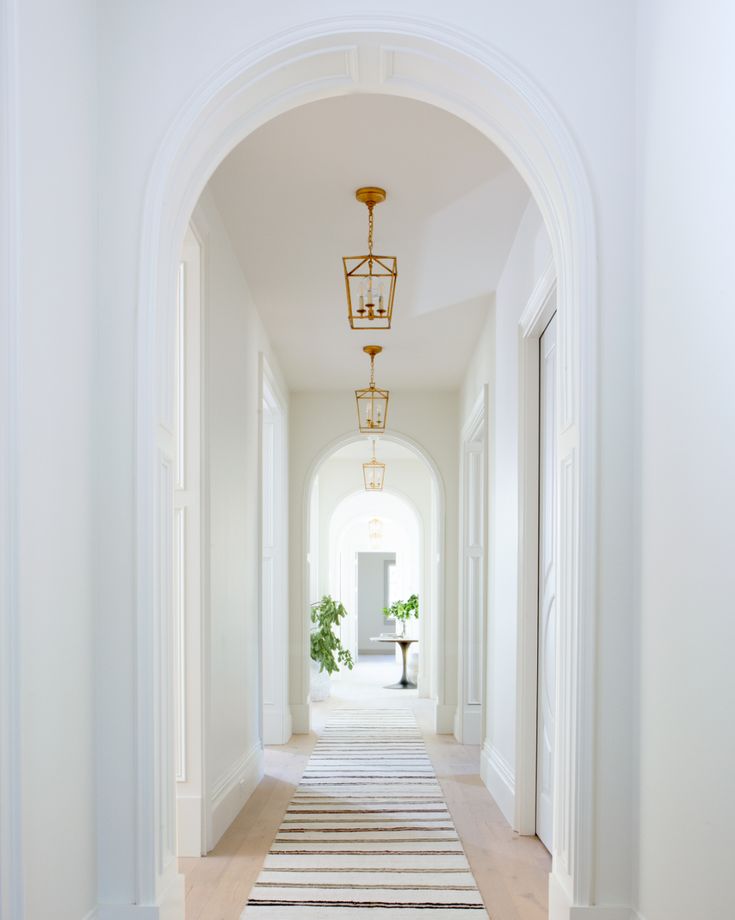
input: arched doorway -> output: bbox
[129,19,598,918]
[306,436,439,714]
[303,432,445,728]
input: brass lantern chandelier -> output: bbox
[368,517,383,546]
[363,440,386,492]
[355,345,389,434]
[343,187,397,330]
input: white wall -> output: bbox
[192,191,288,846]
[6,2,99,918]
[290,391,459,731]
[636,4,735,919]
[2,0,640,913]
[460,200,553,822]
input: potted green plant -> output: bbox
[309,595,354,701]
[383,593,419,637]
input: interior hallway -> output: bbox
[181,657,550,919]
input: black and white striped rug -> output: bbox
[243,709,489,917]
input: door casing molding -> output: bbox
[259,354,291,745]
[455,387,488,745]
[515,263,557,836]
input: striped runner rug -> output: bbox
[243,709,489,917]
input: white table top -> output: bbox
[370,635,418,644]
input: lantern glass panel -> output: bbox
[344,255,397,330]
[363,459,385,492]
[355,386,389,433]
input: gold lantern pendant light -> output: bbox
[363,440,386,492]
[368,517,383,545]
[343,187,398,330]
[355,345,389,434]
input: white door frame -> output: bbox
[173,225,208,857]
[129,20,599,919]
[515,264,557,836]
[259,355,291,745]
[456,387,488,745]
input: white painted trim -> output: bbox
[480,741,515,826]
[97,882,185,920]
[209,745,263,849]
[570,911,637,919]
[290,703,310,734]
[520,260,557,336]
[172,222,207,859]
[98,908,162,920]
[260,354,292,745]
[434,703,456,735]
[130,18,600,913]
[516,269,557,836]
[189,209,213,858]
[456,387,488,745]
[0,1,22,917]
[262,706,293,745]
[548,872,637,920]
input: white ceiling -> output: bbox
[208,94,529,390]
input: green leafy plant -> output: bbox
[383,593,419,624]
[310,595,355,675]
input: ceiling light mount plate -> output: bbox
[355,186,386,207]
[363,345,383,358]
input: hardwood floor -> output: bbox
[180,658,550,919]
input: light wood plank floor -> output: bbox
[181,657,550,919]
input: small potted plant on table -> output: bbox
[383,593,419,637]
[310,595,354,701]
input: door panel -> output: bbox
[536,313,557,852]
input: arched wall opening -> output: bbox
[128,19,598,920]
[328,490,421,665]
[307,436,439,707]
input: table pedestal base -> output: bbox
[384,679,417,690]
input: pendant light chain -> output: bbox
[367,203,375,256]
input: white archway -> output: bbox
[310,445,434,699]
[303,430,446,725]
[132,18,598,918]
[327,489,422,665]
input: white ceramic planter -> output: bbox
[310,659,331,701]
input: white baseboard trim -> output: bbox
[176,792,203,857]
[433,702,456,734]
[263,704,293,745]
[210,744,263,849]
[480,740,515,826]
[453,706,482,744]
[549,872,637,920]
[570,909,638,919]
[97,908,160,919]
[291,702,310,734]
[97,877,185,920]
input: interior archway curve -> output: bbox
[134,18,599,912]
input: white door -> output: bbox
[536,313,557,851]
